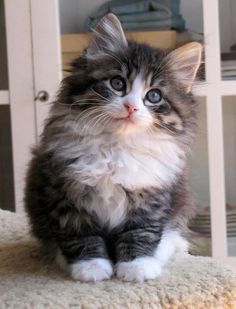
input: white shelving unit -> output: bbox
[1,0,61,213]
[196,0,236,266]
[0,0,236,266]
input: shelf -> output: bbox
[194,80,236,97]
[61,31,176,74]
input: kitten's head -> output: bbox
[59,14,202,138]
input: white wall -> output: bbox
[59,0,107,33]
[188,98,210,208]
[180,0,203,34]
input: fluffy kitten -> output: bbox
[25,13,202,282]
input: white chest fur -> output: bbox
[66,132,184,227]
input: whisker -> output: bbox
[73,107,102,127]
[76,106,108,125]
[90,88,111,103]
[91,114,111,132]
[80,111,111,134]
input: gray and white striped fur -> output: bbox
[25,13,202,282]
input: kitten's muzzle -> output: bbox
[116,102,139,123]
[124,102,139,114]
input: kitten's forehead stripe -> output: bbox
[126,41,165,79]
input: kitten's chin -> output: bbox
[115,116,151,135]
[117,123,144,135]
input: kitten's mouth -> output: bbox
[116,115,135,123]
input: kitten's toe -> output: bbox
[70,258,113,282]
[116,256,162,282]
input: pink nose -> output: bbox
[124,103,139,114]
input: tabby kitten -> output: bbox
[25,13,202,282]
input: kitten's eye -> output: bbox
[145,88,170,113]
[145,89,162,104]
[110,76,126,92]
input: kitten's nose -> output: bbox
[124,102,139,114]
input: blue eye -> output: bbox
[110,76,126,92]
[146,89,162,104]
[145,88,170,113]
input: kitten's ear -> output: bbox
[87,13,127,57]
[166,42,202,93]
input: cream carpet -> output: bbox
[1,209,236,309]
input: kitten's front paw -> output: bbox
[70,258,113,282]
[116,256,162,282]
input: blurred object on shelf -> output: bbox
[85,0,185,32]
[221,52,236,61]
[190,204,236,256]
[231,44,236,52]
[221,60,236,80]
[221,43,236,80]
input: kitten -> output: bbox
[24,13,202,282]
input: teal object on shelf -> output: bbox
[85,0,185,32]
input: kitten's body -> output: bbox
[25,14,201,282]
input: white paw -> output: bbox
[70,258,113,282]
[116,256,162,282]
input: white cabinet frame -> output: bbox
[4,0,61,212]
[30,0,62,138]
[199,0,236,266]
[4,0,37,213]
[0,91,9,105]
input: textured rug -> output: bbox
[1,208,236,309]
